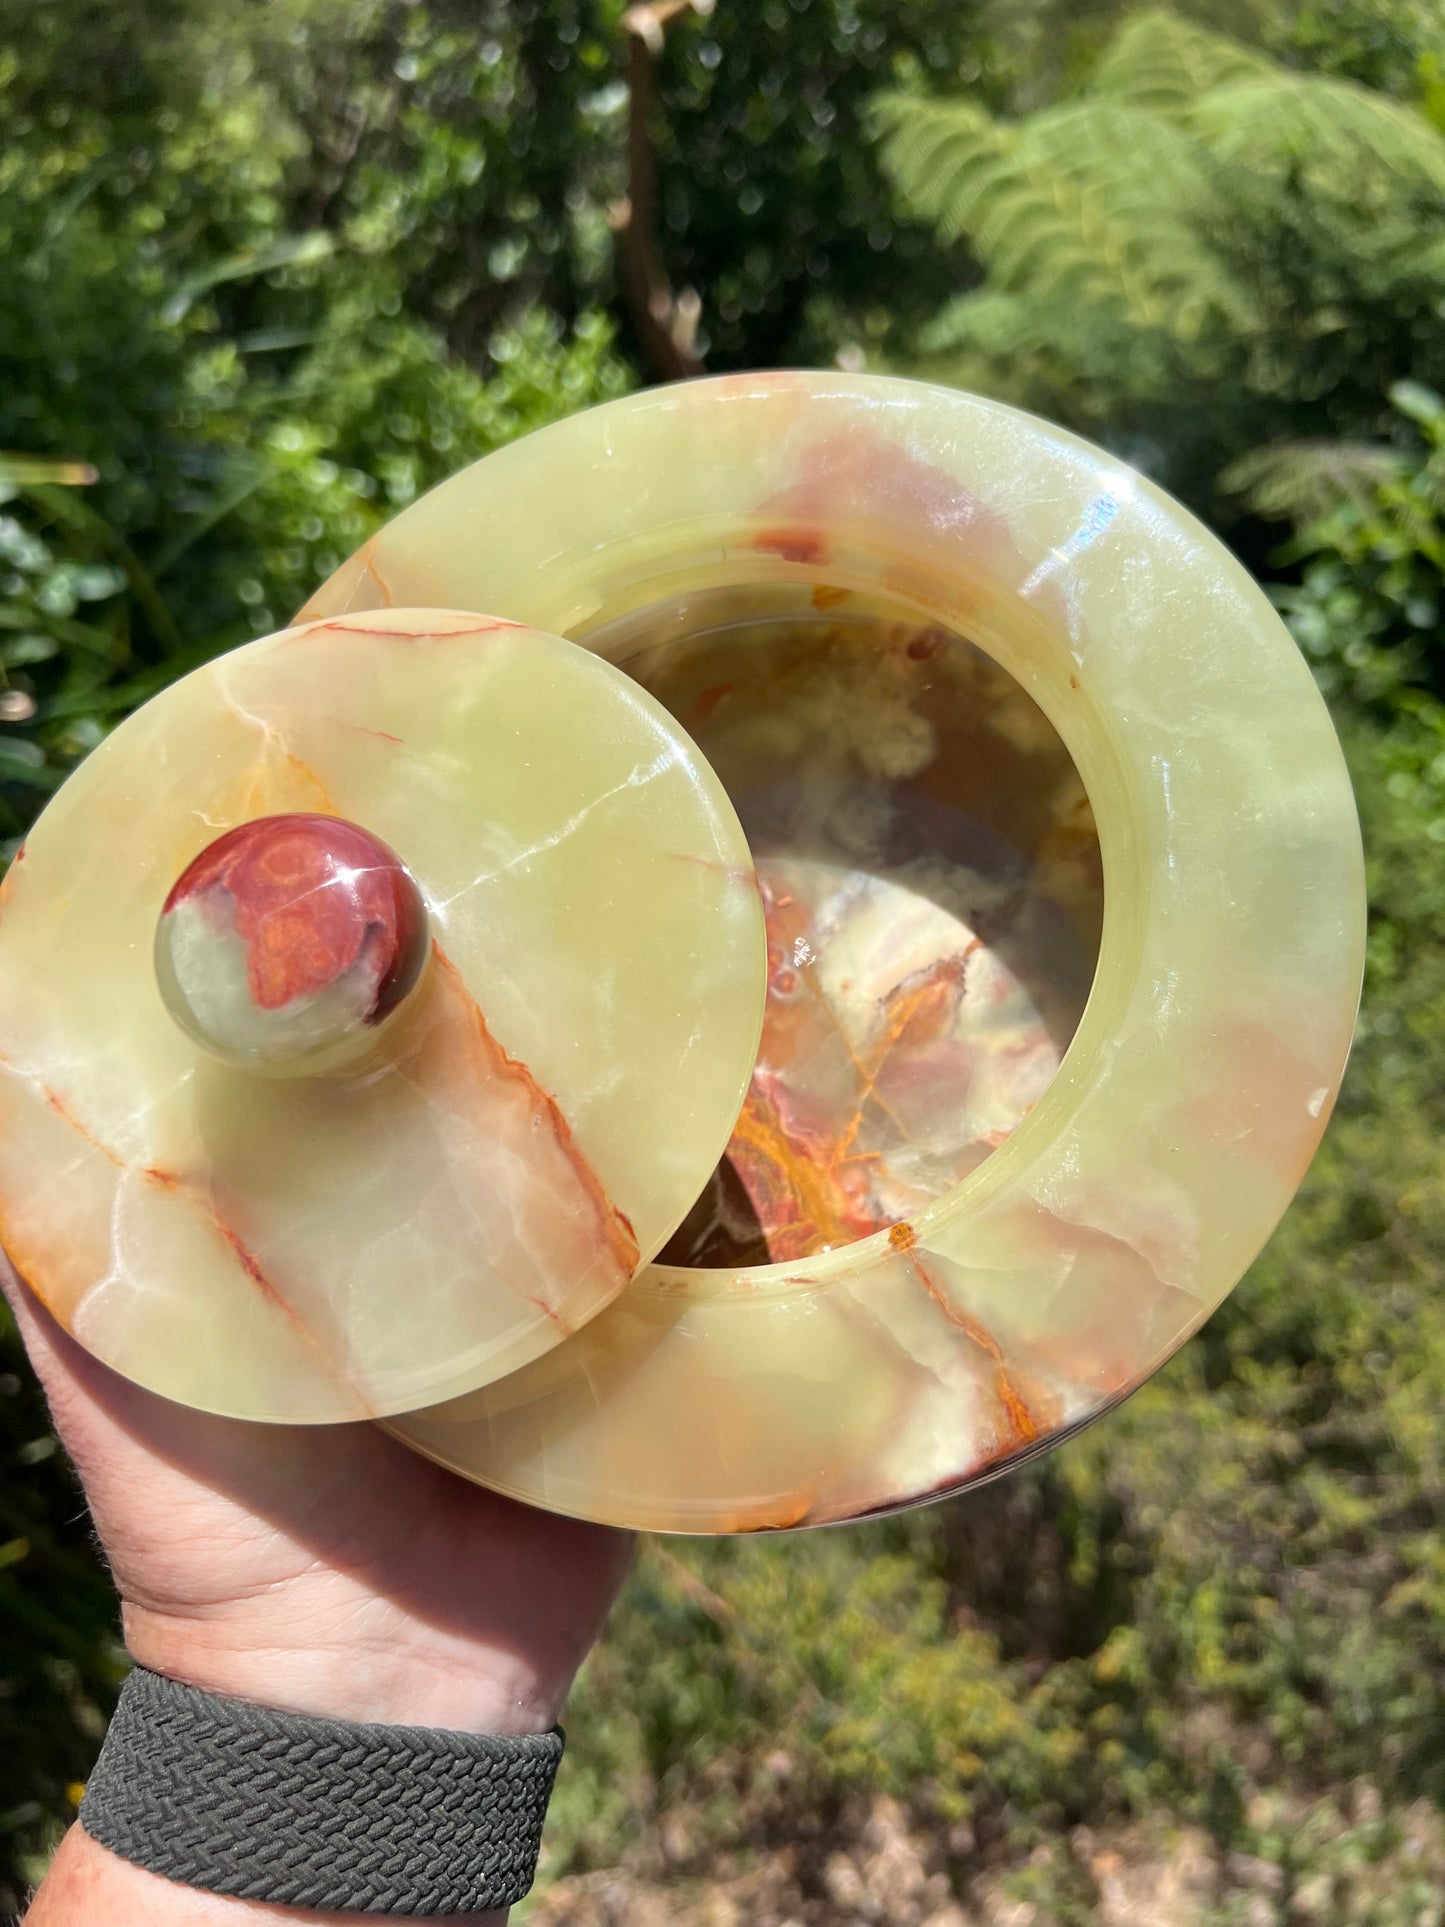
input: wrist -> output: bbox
[58,1666,564,1925]
[122,1585,569,1736]
[30,1825,509,1925]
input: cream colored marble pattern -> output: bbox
[0,609,765,1420]
[301,377,1366,1532]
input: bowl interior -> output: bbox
[578,578,1105,1271]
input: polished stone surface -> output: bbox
[664,850,1081,1266]
[156,813,430,1075]
[636,607,1103,1269]
[298,376,1365,1532]
[0,609,765,1421]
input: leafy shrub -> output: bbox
[1249,380,1445,699]
[0,279,629,860]
[873,8,1445,506]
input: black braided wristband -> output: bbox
[78,1666,564,1916]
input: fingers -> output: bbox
[1,1247,112,1455]
[3,1238,634,1677]
[1,1248,322,1592]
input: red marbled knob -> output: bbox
[155,813,430,1074]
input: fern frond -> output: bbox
[917,289,1037,357]
[877,90,1245,340]
[871,94,1012,242]
[1018,102,1228,319]
[913,287,1166,396]
[1190,74,1445,194]
[1220,439,1405,521]
[1091,8,1273,114]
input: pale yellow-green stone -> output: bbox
[299,375,1366,1531]
[0,610,765,1421]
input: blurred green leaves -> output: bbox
[1254,382,1445,698]
[877,6,1445,511]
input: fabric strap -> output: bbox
[79,1666,564,1916]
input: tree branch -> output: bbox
[613,1,712,382]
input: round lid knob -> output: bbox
[156,814,430,1076]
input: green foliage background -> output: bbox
[3,1,1445,1920]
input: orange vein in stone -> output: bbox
[795,957,915,1145]
[711,1487,819,1532]
[833,1105,866,1165]
[810,583,850,611]
[0,1057,372,1411]
[730,1082,878,1248]
[814,942,983,1158]
[153,1171,374,1409]
[430,946,641,1283]
[215,687,339,819]
[359,537,395,607]
[0,1199,67,1329]
[866,943,980,1078]
[890,1224,1039,1450]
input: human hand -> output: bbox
[2,1257,633,1924]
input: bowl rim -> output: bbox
[309,371,1367,1530]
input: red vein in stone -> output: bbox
[430,946,641,1281]
[793,955,916,1147]
[664,851,762,895]
[0,847,24,910]
[0,1050,123,1176]
[214,1216,297,1318]
[303,618,522,643]
[0,1054,371,1412]
[689,681,736,729]
[870,945,980,1067]
[747,526,828,566]
[41,1083,125,1170]
[152,1169,375,1410]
